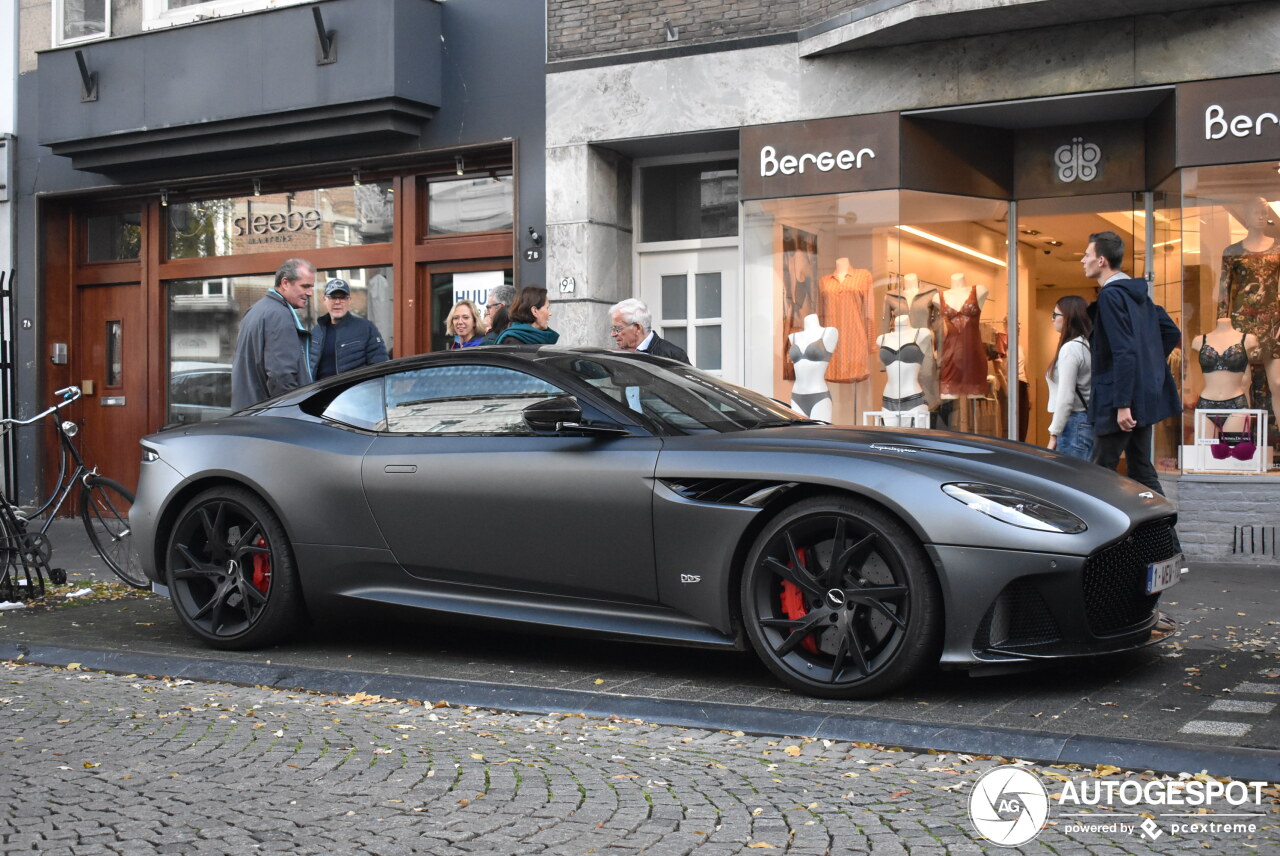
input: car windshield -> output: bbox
[539,353,810,434]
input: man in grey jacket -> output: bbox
[231,258,315,410]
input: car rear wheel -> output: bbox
[165,486,302,650]
[741,495,941,699]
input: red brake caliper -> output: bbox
[778,547,818,654]
[251,536,271,593]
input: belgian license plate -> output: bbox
[1146,556,1181,595]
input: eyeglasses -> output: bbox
[1051,311,1063,319]
[610,324,635,335]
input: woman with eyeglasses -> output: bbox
[1045,295,1094,459]
[494,286,560,345]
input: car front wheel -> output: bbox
[165,486,302,650]
[741,495,941,699]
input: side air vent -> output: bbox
[660,479,795,507]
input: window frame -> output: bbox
[142,0,314,30]
[53,0,111,47]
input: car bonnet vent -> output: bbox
[661,478,794,507]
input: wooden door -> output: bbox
[73,283,149,493]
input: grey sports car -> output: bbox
[131,347,1180,699]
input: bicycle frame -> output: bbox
[3,387,93,531]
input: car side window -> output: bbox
[383,365,564,435]
[322,378,386,431]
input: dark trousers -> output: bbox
[1092,424,1163,495]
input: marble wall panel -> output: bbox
[546,219,633,307]
[1136,2,1280,85]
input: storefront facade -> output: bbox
[545,0,1280,562]
[13,0,546,496]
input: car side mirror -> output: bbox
[523,395,584,432]
[522,395,630,437]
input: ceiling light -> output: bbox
[1044,240,1063,247]
[1020,228,1040,236]
[898,225,1007,268]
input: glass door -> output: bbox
[638,247,738,378]
[420,261,513,353]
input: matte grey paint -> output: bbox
[132,348,1177,672]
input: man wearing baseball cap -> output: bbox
[309,278,390,380]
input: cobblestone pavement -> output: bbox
[1,663,1276,855]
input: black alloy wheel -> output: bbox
[741,495,941,699]
[165,486,302,649]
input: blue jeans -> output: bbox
[1057,410,1095,461]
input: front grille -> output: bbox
[1082,518,1177,635]
[975,578,1062,650]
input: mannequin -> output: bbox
[788,314,839,420]
[939,273,990,398]
[1216,196,1280,428]
[876,314,933,427]
[884,273,940,327]
[1191,317,1259,410]
[818,257,873,383]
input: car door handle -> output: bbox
[383,464,417,474]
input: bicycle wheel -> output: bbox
[80,476,149,588]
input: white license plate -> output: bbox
[1146,555,1181,595]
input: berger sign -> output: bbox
[739,112,899,199]
[1177,73,1280,167]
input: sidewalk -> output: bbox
[4,518,1278,781]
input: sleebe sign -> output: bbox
[740,113,899,200]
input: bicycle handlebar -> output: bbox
[0,386,82,428]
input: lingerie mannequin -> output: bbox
[1216,196,1280,427]
[818,257,873,383]
[876,314,933,427]
[788,314,839,420]
[1191,317,1259,411]
[884,273,942,409]
[939,273,989,399]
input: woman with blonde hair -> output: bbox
[1045,295,1094,459]
[445,299,487,349]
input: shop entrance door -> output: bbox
[416,261,513,353]
[73,283,149,493]
[1013,192,1159,451]
[638,246,738,378]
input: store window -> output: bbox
[1179,162,1280,475]
[425,176,515,237]
[55,0,108,45]
[743,190,1010,434]
[166,182,394,259]
[165,265,394,424]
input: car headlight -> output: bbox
[141,446,160,463]
[942,482,1086,534]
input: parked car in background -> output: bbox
[168,362,232,425]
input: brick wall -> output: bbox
[548,0,878,62]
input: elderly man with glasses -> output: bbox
[481,283,517,345]
[609,297,690,364]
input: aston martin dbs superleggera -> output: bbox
[131,346,1180,699]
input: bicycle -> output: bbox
[0,386,146,600]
